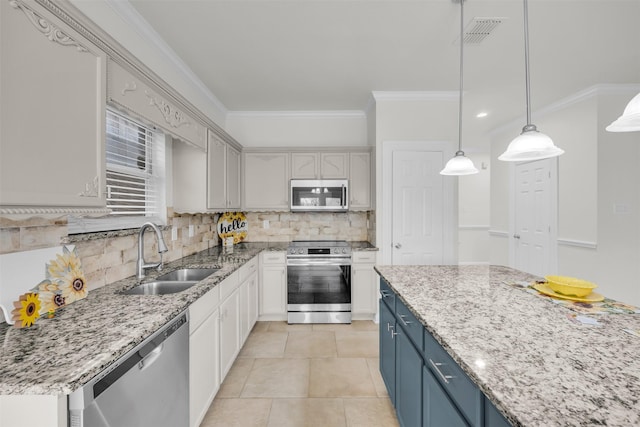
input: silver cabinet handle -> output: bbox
[380,290,390,298]
[394,243,402,249]
[429,359,455,384]
[399,314,412,326]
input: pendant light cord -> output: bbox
[523,0,533,129]
[457,0,464,154]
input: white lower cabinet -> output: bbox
[351,251,378,319]
[219,287,240,381]
[239,256,259,343]
[259,251,287,320]
[189,286,221,427]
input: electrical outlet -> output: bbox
[188,225,195,237]
[171,227,178,241]
[263,220,270,229]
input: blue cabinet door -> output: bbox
[379,298,396,405]
[396,327,423,427]
[484,399,512,427]
[423,366,469,427]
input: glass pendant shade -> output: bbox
[498,124,565,162]
[606,92,640,132]
[499,0,564,162]
[440,151,479,175]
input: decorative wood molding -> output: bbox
[78,176,99,198]
[557,238,598,250]
[488,229,509,237]
[0,207,110,215]
[10,0,88,53]
[145,90,190,129]
[121,81,137,96]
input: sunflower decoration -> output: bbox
[217,212,248,244]
[11,292,41,328]
[46,246,87,305]
[33,279,66,315]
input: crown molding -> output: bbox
[102,0,228,117]
[227,110,366,120]
[490,83,640,136]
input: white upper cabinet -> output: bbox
[291,153,319,179]
[207,131,241,211]
[243,152,290,211]
[0,0,107,212]
[320,153,349,178]
[349,151,372,210]
[107,60,206,151]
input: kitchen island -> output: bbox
[375,265,640,427]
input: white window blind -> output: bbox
[68,110,166,234]
[106,110,160,216]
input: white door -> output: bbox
[513,160,554,276]
[391,150,444,265]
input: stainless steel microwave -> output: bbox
[290,179,349,212]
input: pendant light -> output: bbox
[440,0,478,176]
[606,92,640,132]
[498,0,564,162]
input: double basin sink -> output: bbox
[123,268,219,295]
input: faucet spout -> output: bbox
[137,222,169,280]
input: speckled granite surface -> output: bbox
[349,241,378,251]
[0,242,287,395]
[375,265,640,427]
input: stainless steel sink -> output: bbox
[157,268,219,282]
[122,281,198,295]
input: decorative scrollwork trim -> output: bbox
[78,176,99,198]
[121,81,137,96]
[10,0,88,53]
[145,90,190,129]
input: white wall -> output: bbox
[225,112,367,147]
[490,86,640,305]
[458,152,490,264]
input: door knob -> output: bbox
[513,234,521,239]
[394,243,402,249]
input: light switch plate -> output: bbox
[171,227,178,241]
[263,220,269,229]
[188,225,195,237]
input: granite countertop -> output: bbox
[374,265,640,427]
[349,241,378,251]
[0,242,288,395]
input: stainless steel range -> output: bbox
[287,240,352,324]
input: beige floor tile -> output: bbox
[200,398,271,427]
[343,398,400,427]
[238,331,288,358]
[312,320,378,332]
[285,331,338,358]
[309,358,377,398]
[252,321,270,332]
[366,358,389,398]
[335,331,379,358]
[267,398,347,427]
[267,321,313,332]
[242,358,310,398]
[217,358,255,398]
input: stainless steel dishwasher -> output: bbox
[68,312,189,427]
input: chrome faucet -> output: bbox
[136,222,169,280]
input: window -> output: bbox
[68,110,166,234]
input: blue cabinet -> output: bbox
[423,366,468,427]
[396,326,423,427]
[379,299,396,405]
[378,278,513,427]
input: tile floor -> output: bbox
[199,321,400,427]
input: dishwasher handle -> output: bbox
[138,343,164,371]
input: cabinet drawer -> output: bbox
[379,279,395,310]
[352,251,376,263]
[190,287,220,333]
[424,330,482,427]
[239,256,258,282]
[261,251,285,265]
[395,298,423,349]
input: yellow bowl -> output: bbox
[544,275,597,297]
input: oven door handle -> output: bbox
[287,258,351,266]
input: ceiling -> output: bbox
[127,0,640,145]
